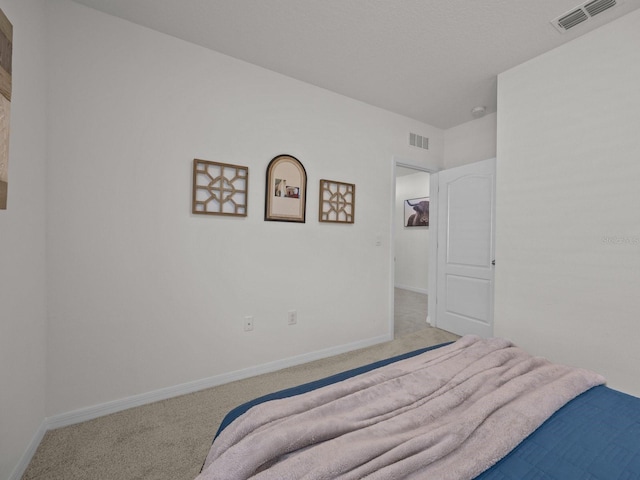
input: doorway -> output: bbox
[435,158,496,337]
[391,157,496,340]
[393,164,432,337]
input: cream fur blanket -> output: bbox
[197,336,604,480]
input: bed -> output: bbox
[196,336,640,480]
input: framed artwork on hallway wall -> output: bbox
[404,197,429,227]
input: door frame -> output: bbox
[390,157,439,337]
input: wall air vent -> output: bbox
[409,133,429,150]
[551,0,617,33]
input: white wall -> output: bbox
[443,113,496,169]
[495,10,640,397]
[394,172,430,293]
[44,0,443,417]
[0,0,48,478]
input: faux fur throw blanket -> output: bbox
[197,336,605,480]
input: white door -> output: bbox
[436,158,495,337]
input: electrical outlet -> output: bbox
[287,310,297,325]
[244,315,254,332]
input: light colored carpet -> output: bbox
[21,327,459,480]
[394,288,429,337]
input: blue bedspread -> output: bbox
[213,343,640,479]
[478,384,640,479]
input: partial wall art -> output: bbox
[265,154,307,223]
[0,8,12,210]
[192,159,248,216]
[404,197,429,227]
[319,179,355,224]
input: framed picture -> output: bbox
[404,197,429,227]
[192,159,248,216]
[0,8,12,210]
[265,154,307,223]
[319,179,355,224]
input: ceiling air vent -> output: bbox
[556,8,589,30]
[551,0,617,33]
[584,0,617,16]
[409,133,429,150]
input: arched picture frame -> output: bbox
[265,154,307,223]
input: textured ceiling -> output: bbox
[70,0,640,129]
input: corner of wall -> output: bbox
[443,112,497,169]
[0,0,49,479]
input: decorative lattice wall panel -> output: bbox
[319,179,355,224]
[192,159,248,216]
[0,8,12,210]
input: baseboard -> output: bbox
[8,421,47,480]
[394,284,428,295]
[46,333,392,430]
[15,334,393,476]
